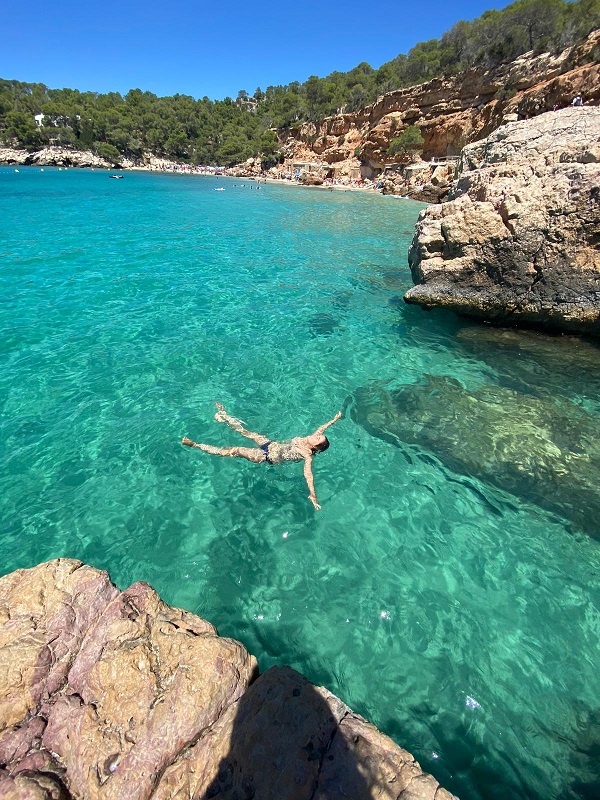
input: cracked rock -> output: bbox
[405,107,600,334]
[0,560,456,800]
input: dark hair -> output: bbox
[312,437,330,454]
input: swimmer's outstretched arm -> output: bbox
[314,411,342,436]
[303,456,321,510]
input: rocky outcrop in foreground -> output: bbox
[404,106,600,334]
[0,559,455,800]
[351,372,600,538]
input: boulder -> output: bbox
[0,148,29,165]
[27,148,113,168]
[0,559,456,800]
[380,161,454,202]
[298,171,324,186]
[351,375,600,537]
[405,107,600,334]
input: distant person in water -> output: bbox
[182,403,342,509]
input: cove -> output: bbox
[1,167,599,800]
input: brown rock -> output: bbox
[0,560,456,800]
[276,30,599,184]
[0,768,69,799]
[298,172,324,186]
[0,560,118,737]
[42,582,256,800]
[153,666,455,800]
[405,107,600,334]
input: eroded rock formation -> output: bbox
[275,30,600,184]
[0,147,115,169]
[0,559,456,800]
[404,106,600,333]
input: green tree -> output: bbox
[1,111,42,147]
[96,142,121,164]
[388,126,425,158]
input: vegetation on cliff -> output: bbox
[0,0,598,165]
[388,126,425,158]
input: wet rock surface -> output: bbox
[405,107,600,334]
[0,559,456,800]
[351,374,600,537]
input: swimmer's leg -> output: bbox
[213,402,270,445]
[182,438,265,463]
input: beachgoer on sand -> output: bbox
[182,403,342,509]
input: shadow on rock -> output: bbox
[155,665,450,800]
[0,562,455,800]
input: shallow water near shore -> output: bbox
[1,166,600,800]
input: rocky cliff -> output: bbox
[273,30,599,191]
[3,32,597,195]
[0,147,114,169]
[404,106,600,334]
[0,147,180,171]
[0,559,456,800]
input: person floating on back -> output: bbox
[182,403,342,510]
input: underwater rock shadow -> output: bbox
[307,312,341,338]
[455,325,600,404]
[350,375,600,539]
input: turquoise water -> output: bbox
[1,166,600,800]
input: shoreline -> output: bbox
[0,146,387,194]
[0,149,442,201]
[1,157,390,196]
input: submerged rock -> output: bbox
[307,312,340,337]
[0,559,456,800]
[352,376,600,537]
[405,107,600,334]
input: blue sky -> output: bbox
[2,0,514,100]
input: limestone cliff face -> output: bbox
[404,106,600,334]
[0,147,114,169]
[0,559,456,800]
[277,30,599,178]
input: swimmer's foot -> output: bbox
[214,401,228,423]
[214,402,246,431]
[181,437,196,447]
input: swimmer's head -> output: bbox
[311,436,330,454]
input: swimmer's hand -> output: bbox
[333,411,342,421]
[182,437,195,447]
[309,494,321,510]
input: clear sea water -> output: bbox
[1,166,599,800]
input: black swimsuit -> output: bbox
[259,441,274,464]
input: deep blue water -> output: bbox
[1,166,599,800]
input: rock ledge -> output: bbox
[404,106,600,334]
[0,559,456,800]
